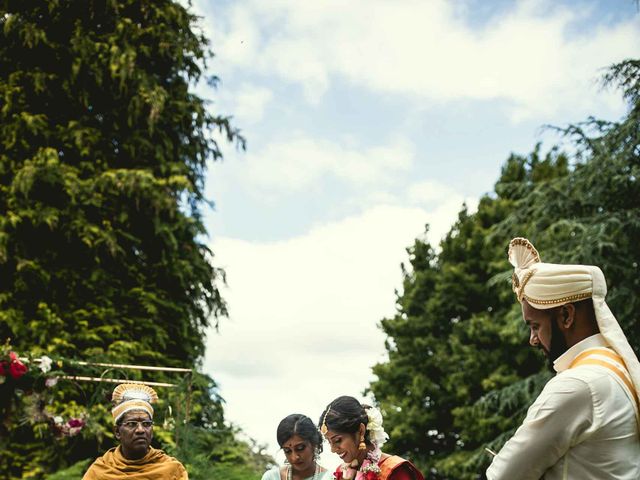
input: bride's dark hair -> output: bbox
[277,414,323,452]
[319,396,372,443]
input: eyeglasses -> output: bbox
[121,420,154,430]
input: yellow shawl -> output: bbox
[83,446,188,480]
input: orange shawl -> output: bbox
[83,446,188,480]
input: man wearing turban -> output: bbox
[486,238,640,479]
[83,383,188,480]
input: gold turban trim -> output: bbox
[111,383,158,423]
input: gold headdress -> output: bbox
[508,237,540,302]
[320,404,331,435]
[111,383,158,424]
[508,237,593,306]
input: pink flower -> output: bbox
[67,418,85,428]
[55,418,86,437]
[45,377,58,388]
[333,469,343,480]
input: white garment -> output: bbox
[487,334,640,480]
[261,466,333,480]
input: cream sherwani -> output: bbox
[487,334,640,480]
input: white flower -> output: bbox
[365,406,389,447]
[367,407,383,431]
[38,355,53,374]
[53,416,64,425]
[45,377,58,388]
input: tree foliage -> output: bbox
[369,58,640,479]
[0,0,264,478]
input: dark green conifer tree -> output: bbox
[0,1,263,478]
[369,149,569,478]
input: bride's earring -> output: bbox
[358,435,366,450]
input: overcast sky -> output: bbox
[188,0,640,471]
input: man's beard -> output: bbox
[542,312,568,371]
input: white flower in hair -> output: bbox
[365,406,389,447]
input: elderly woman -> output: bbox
[319,396,424,480]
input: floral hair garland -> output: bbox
[364,406,388,447]
[333,406,389,480]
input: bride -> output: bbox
[319,396,424,480]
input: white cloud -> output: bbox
[342,180,477,244]
[407,180,462,206]
[244,136,415,193]
[231,84,274,124]
[201,0,639,121]
[405,180,478,242]
[202,180,474,465]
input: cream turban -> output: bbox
[508,237,640,420]
[111,383,158,424]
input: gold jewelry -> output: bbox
[320,404,331,435]
[514,269,535,301]
[358,436,366,450]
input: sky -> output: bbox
[186,0,640,472]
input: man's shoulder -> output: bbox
[553,363,623,392]
[530,372,593,413]
[87,447,119,466]
[545,370,593,391]
[538,366,621,408]
[82,449,118,480]
[149,447,187,467]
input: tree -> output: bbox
[368,148,569,478]
[0,1,260,478]
[370,57,640,479]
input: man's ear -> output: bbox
[559,304,576,329]
[114,424,120,440]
